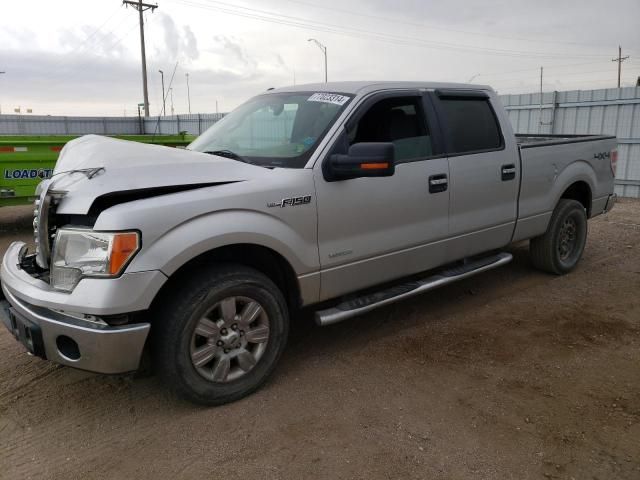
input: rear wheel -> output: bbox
[530,199,588,275]
[153,264,289,405]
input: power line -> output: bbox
[62,6,125,57]
[484,63,640,81]
[36,20,140,84]
[152,61,178,137]
[477,60,617,79]
[278,0,618,51]
[203,0,613,58]
[497,74,640,92]
[40,9,130,79]
[167,0,611,60]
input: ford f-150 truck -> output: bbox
[0,82,618,405]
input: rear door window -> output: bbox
[438,98,503,154]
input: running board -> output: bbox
[315,252,513,326]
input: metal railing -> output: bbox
[499,87,640,198]
[0,113,226,136]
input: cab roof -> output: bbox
[269,81,494,96]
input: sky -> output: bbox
[0,0,639,116]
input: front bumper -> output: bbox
[0,241,162,374]
[1,287,150,373]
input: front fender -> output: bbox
[126,209,319,278]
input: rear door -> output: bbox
[430,90,519,260]
[313,91,450,301]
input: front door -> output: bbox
[314,92,450,301]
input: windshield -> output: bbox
[188,92,353,168]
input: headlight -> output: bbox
[51,229,140,292]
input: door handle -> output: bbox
[429,174,448,193]
[501,164,516,181]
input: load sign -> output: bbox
[3,168,54,180]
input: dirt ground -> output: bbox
[0,200,639,480]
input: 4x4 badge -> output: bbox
[267,195,312,208]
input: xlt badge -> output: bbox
[267,195,312,208]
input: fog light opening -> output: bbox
[56,335,80,360]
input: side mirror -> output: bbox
[327,142,395,181]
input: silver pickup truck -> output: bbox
[0,82,617,404]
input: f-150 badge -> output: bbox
[267,195,312,208]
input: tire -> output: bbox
[153,264,289,405]
[530,199,588,275]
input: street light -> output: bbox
[158,69,166,116]
[185,72,191,114]
[308,38,327,83]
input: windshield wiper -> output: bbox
[204,150,253,164]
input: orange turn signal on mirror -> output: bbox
[109,232,140,275]
[360,162,389,170]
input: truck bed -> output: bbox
[513,133,617,242]
[516,133,616,148]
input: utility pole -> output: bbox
[185,73,191,114]
[158,69,166,116]
[308,38,327,83]
[611,46,629,88]
[123,0,158,117]
[169,87,175,115]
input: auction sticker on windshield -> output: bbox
[308,93,350,106]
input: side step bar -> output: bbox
[315,252,513,326]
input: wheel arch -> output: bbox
[150,243,303,314]
[551,160,597,218]
[560,180,592,217]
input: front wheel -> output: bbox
[153,264,289,405]
[530,199,588,275]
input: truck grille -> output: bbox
[33,184,56,269]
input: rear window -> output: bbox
[439,98,502,154]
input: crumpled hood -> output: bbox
[49,135,267,214]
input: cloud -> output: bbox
[275,53,287,69]
[159,13,180,59]
[211,35,255,68]
[155,13,200,62]
[182,26,199,60]
[0,47,258,115]
[0,26,39,50]
[1,0,638,115]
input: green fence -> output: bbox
[0,134,194,206]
